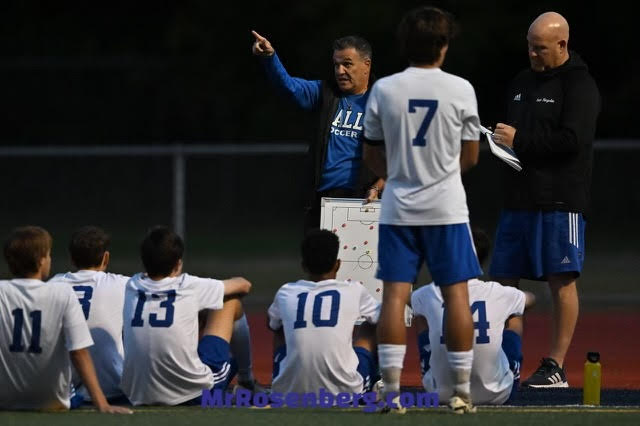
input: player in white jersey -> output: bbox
[363,7,481,413]
[0,226,131,413]
[121,226,254,405]
[412,229,536,405]
[268,229,380,397]
[48,226,128,402]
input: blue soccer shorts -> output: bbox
[489,210,586,281]
[198,335,238,390]
[377,223,482,286]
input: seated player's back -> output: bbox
[48,270,127,398]
[412,279,525,404]
[0,279,93,409]
[269,278,378,394]
[121,272,224,405]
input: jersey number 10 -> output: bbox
[293,290,341,329]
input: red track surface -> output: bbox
[247,311,639,389]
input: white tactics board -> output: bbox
[320,197,383,301]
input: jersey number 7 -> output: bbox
[409,99,438,146]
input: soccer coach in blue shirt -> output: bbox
[252,31,385,231]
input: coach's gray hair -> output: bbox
[333,35,372,60]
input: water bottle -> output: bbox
[583,351,601,405]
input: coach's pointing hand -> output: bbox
[251,31,275,57]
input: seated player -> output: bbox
[268,229,380,397]
[0,226,131,413]
[411,229,535,405]
[120,226,255,405]
[48,226,128,402]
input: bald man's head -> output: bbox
[527,12,570,72]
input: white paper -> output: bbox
[480,125,522,172]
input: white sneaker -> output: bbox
[378,394,406,415]
[448,395,476,414]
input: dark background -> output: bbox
[0,1,637,308]
[1,0,638,143]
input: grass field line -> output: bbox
[116,406,640,414]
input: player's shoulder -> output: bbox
[47,272,69,283]
[440,71,476,93]
[102,271,130,285]
[411,282,439,302]
[371,70,410,91]
[470,278,523,298]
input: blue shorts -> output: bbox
[377,223,482,286]
[489,210,586,281]
[198,335,238,390]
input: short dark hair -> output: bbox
[301,229,339,275]
[69,226,110,269]
[397,6,457,65]
[333,35,372,60]
[140,226,184,277]
[472,228,491,266]
[4,226,52,277]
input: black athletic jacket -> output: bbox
[501,52,601,214]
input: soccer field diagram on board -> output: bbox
[320,197,383,301]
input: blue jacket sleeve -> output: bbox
[260,53,322,111]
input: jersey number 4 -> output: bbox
[131,290,176,328]
[293,290,341,329]
[409,99,438,146]
[440,301,490,344]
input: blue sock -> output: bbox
[354,346,377,391]
[502,329,522,400]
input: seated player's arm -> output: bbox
[70,349,132,414]
[363,140,387,179]
[460,139,480,173]
[222,277,252,297]
[523,291,536,310]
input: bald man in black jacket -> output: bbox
[489,11,600,389]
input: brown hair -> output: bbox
[4,226,52,277]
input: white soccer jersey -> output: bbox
[364,67,480,225]
[0,279,93,410]
[121,273,225,405]
[411,279,525,404]
[48,270,128,399]
[268,279,380,395]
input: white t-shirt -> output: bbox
[0,279,94,410]
[364,67,480,225]
[121,273,225,406]
[268,279,380,395]
[49,270,128,399]
[411,279,525,405]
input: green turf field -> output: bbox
[1,406,639,426]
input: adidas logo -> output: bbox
[548,372,563,384]
[513,93,521,101]
[561,256,571,264]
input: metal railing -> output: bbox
[0,139,636,237]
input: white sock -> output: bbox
[378,344,406,395]
[447,350,473,398]
[230,314,253,383]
